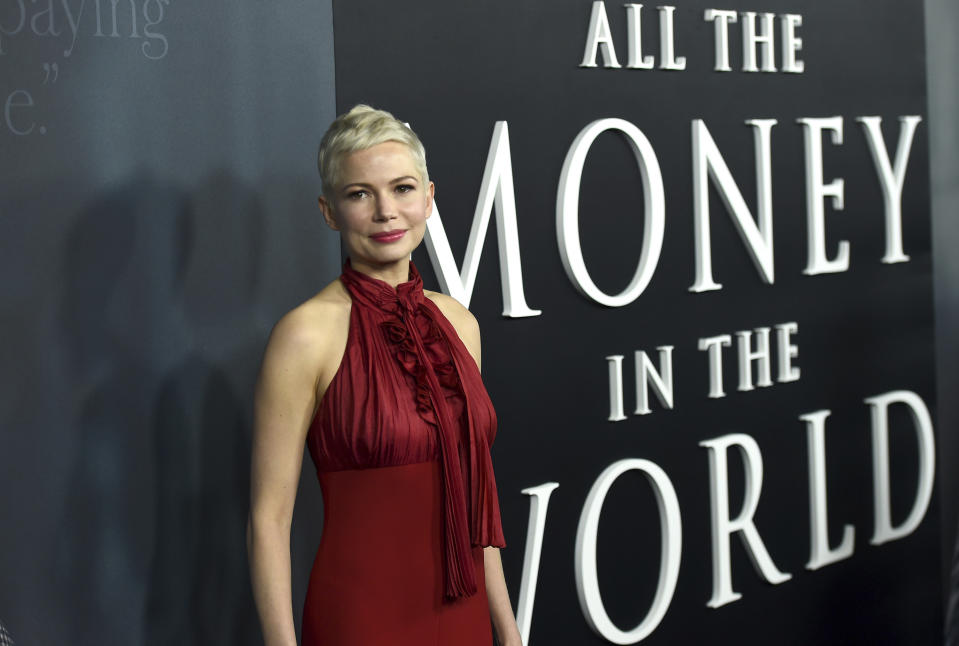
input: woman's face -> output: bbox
[319,141,433,272]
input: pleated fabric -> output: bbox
[307,259,505,602]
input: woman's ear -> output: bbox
[318,196,339,230]
[425,182,435,219]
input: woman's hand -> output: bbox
[484,547,524,646]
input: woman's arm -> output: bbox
[484,547,523,646]
[247,309,326,646]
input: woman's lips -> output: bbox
[369,230,406,243]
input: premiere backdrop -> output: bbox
[0,4,337,645]
[1,1,959,646]
[332,0,940,644]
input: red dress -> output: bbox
[302,261,506,645]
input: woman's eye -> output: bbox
[396,184,414,194]
[347,190,368,199]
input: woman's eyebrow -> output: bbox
[340,176,418,190]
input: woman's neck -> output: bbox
[347,256,411,289]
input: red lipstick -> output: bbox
[369,230,406,243]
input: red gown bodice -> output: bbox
[307,260,505,600]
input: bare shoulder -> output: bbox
[425,290,482,368]
[251,280,351,481]
[262,279,352,394]
[273,280,349,346]
[425,290,480,337]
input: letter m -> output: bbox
[424,121,541,317]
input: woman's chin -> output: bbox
[349,237,423,267]
[350,249,415,268]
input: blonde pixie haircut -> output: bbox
[317,104,430,199]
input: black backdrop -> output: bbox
[333,1,938,643]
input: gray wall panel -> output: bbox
[0,3,337,644]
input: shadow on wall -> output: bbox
[143,172,262,645]
[146,357,258,645]
[51,171,314,645]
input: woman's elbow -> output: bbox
[247,509,292,552]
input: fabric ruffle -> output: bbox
[339,260,504,600]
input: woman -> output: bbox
[247,105,523,646]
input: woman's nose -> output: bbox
[373,193,397,221]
